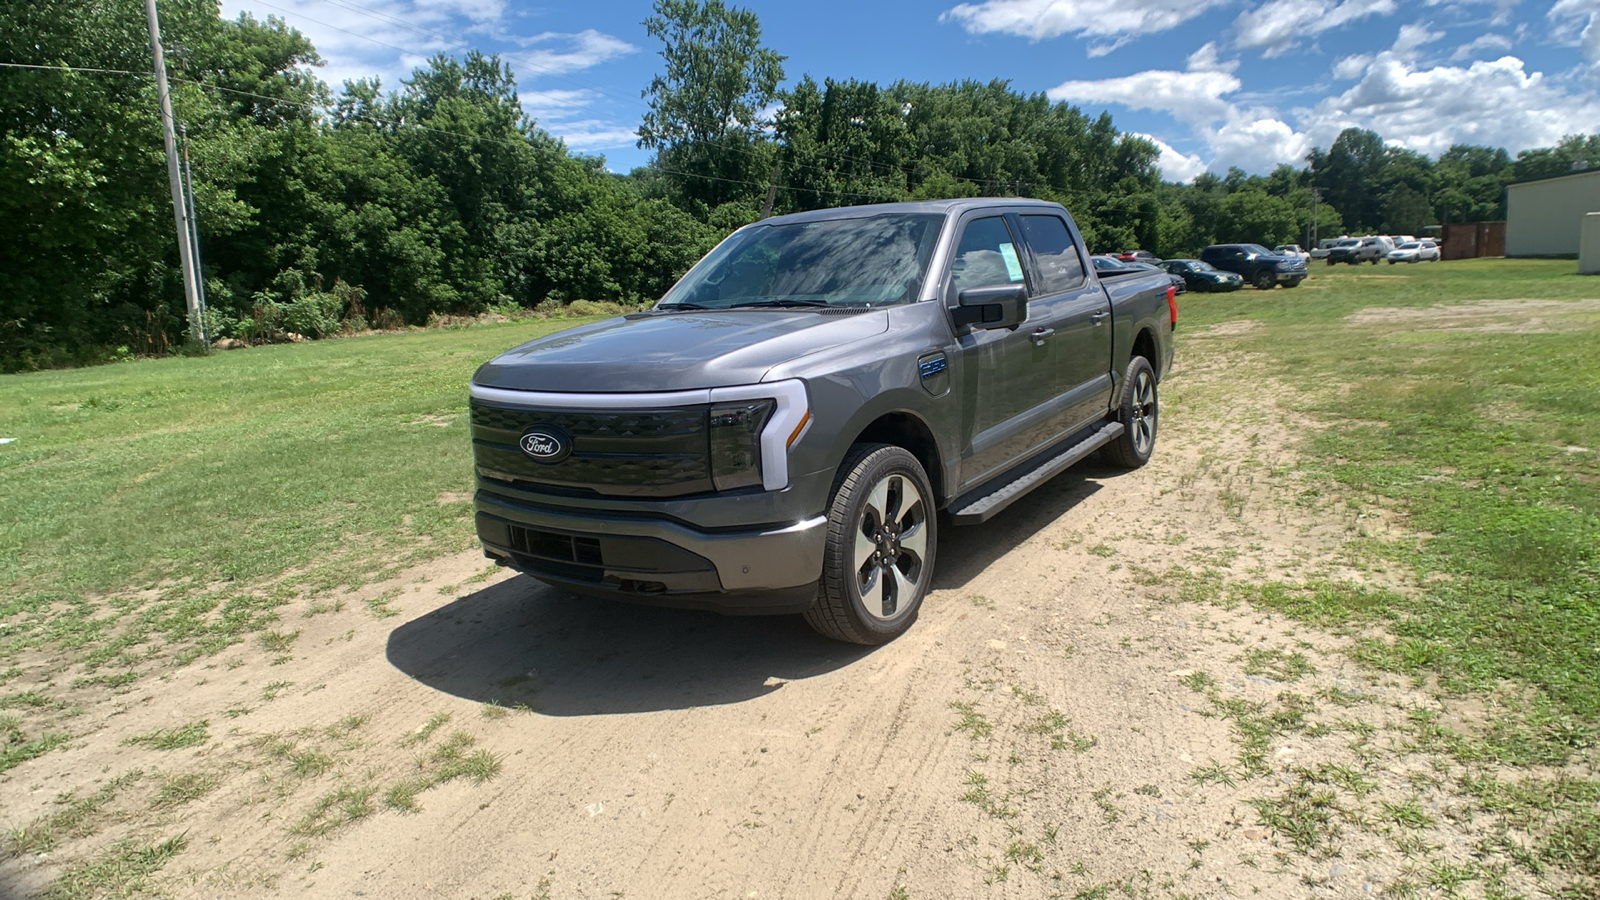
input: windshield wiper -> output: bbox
[726,298,832,309]
[655,302,717,311]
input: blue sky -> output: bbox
[220,0,1600,180]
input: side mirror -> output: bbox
[953,283,1027,330]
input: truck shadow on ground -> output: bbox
[386,465,1113,716]
[932,465,1109,591]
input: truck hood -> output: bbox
[472,309,891,393]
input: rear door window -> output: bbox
[1017,215,1087,294]
[949,216,1027,297]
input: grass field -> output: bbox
[2,263,1595,704]
[2,259,1598,895]
[1181,261,1600,726]
[0,318,590,675]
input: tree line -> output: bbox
[2,0,1594,370]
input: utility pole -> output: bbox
[179,124,209,350]
[758,163,779,220]
[1310,187,1320,247]
[144,0,204,347]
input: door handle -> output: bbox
[1030,327,1054,345]
[1090,311,1109,325]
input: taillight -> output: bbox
[1167,285,1177,330]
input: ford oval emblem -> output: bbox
[518,426,572,464]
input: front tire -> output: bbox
[804,445,937,645]
[1252,270,1275,290]
[1101,356,1158,469]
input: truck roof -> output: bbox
[757,198,1066,226]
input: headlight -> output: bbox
[1275,261,1293,271]
[709,400,775,491]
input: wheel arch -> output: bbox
[848,411,947,508]
[1131,326,1159,377]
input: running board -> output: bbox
[947,422,1124,525]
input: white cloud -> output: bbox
[1136,134,1208,181]
[1332,54,1373,78]
[1048,69,1243,122]
[1048,47,1306,172]
[1234,0,1397,57]
[508,29,636,76]
[519,88,597,113]
[1299,54,1600,155]
[1425,0,1520,28]
[222,0,485,88]
[1551,0,1600,62]
[941,0,1231,43]
[1449,32,1514,61]
[518,88,601,131]
[1186,41,1239,73]
[1046,22,1600,177]
[1391,23,1443,55]
[550,120,640,151]
[222,2,634,98]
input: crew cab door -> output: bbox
[1015,212,1114,431]
[945,213,1075,488]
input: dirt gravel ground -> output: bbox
[0,323,1567,899]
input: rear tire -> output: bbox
[804,445,937,645]
[1101,356,1158,469]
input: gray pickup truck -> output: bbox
[469,199,1176,643]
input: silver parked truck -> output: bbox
[469,199,1176,644]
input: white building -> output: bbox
[1506,168,1600,257]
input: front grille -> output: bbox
[471,401,713,497]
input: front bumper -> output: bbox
[475,491,827,615]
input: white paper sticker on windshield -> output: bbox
[998,243,1024,281]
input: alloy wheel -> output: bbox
[852,473,929,619]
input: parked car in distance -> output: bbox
[1161,258,1243,293]
[1323,238,1360,264]
[1116,250,1162,265]
[1274,244,1310,264]
[1096,255,1184,295]
[1125,261,1187,294]
[1309,238,1342,260]
[1326,236,1393,265]
[1198,243,1307,290]
[1387,240,1441,263]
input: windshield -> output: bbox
[1336,239,1359,247]
[1398,242,1420,249]
[1187,260,1216,272]
[658,214,943,309]
[1240,244,1273,255]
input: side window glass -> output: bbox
[1018,215,1086,294]
[949,216,1025,298]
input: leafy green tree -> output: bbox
[1310,128,1387,233]
[1512,134,1600,181]
[638,0,785,215]
[1433,144,1511,222]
